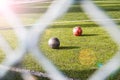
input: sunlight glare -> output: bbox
[0,0,9,9]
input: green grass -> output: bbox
[0,0,120,80]
[39,22,118,80]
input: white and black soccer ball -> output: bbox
[48,37,60,49]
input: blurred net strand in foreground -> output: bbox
[81,0,120,80]
[0,0,120,80]
[0,0,73,80]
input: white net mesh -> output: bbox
[0,0,120,80]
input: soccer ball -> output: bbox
[48,37,60,49]
[73,26,82,36]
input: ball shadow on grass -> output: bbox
[59,46,79,50]
[81,34,99,36]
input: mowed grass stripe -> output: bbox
[0,1,119,26]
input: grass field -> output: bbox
[0,0,120,80]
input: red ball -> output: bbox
[73,26,82,36]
